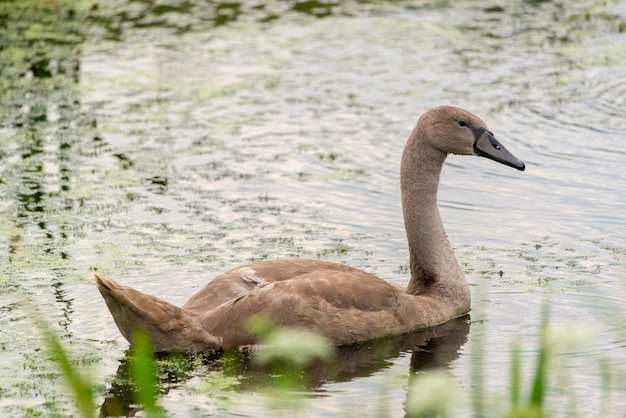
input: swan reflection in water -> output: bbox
[99,315,470,417]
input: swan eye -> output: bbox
[458,120,467,127]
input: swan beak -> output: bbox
[473,129,525,171]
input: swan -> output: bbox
[95,106,525,353]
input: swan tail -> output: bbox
[94,272,222,353]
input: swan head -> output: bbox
[418,106,525,171]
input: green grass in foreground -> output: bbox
[34,306,618,418]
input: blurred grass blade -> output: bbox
[529,344,546,407]
[129,329,166,418]
[510,340,521,407]
[38,320,96,418]
[529,306,550,410]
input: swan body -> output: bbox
[95,106,525,353]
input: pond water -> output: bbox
[1,0,625,416]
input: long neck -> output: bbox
[400,128,465,295]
